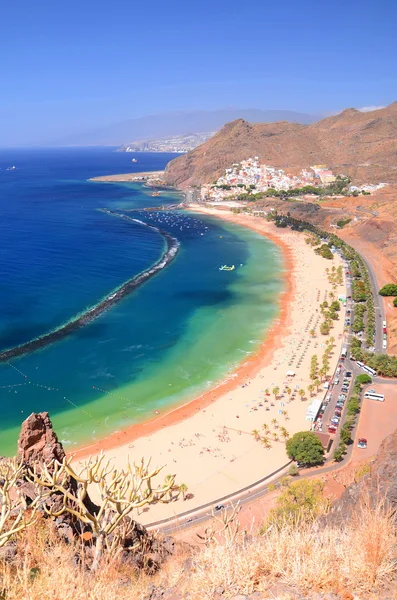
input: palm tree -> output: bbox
[308,383,315,396]
[282,410,289,421]
[298,388,305,401]
[262,423,270,433]
[286,387,292,400]
[280,427,290,441]
[264,388,270,396]
[272,432,279,442]
[271,418,278,429]
[314,379,321,392]
[272,386,280,401]
[261,436,271,449]
[179,483,188,501]
[309,328,316,338]
[252,429,261,442]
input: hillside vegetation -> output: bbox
[2,414,397,599]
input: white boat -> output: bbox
[131,158,138,163]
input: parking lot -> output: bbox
[351,382,397,461]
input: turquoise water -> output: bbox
[0,148,284,456]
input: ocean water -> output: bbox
[0,148,284,456]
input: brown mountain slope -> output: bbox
[164,102,397,187]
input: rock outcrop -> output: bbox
[2,412,180,570]
[17,411,65,467]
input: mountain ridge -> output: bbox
[49,108,318,146]
[164,102,397,187]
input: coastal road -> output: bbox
[360,251,386,353]
[343,239,386,353]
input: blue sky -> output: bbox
[1,0,396,145]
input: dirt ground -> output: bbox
[351,383,397,461]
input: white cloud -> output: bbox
[357,105,385,112]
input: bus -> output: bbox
[364,392,385,402]
[356,361,364,368]
[363,365,377,377]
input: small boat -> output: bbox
[131,158,137,163]
[7,166,16,171]
[219,265,235,271]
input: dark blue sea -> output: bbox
[0,148,283,455]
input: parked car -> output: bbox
[215,504,225,511]
[357,438,368,449]
[328,425,337,434]
[338,394,347,400]
[331,416,340,424]
[334,378,339,385]
[345,372,352,377]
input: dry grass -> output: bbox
[1,495,396,600]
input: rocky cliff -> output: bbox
[164,103,397,187]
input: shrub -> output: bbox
[267,479,328,525]
[379,284,397,296]
[340,424,353,445]
[394,297,397,308]
[336,217,352,228]
[288,464,299,477]
[334,443,347,462]
[356,374,372,384]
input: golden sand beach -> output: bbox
[73,207,346,523]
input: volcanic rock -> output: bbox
[17,411,65,467]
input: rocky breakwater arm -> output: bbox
[0,212,179,363]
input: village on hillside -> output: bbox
[200,158,387,202]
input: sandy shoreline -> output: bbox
[89,171,164,182]
[72,206,346,523]
[71,209,293,462]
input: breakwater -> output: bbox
[0,211,179,363]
